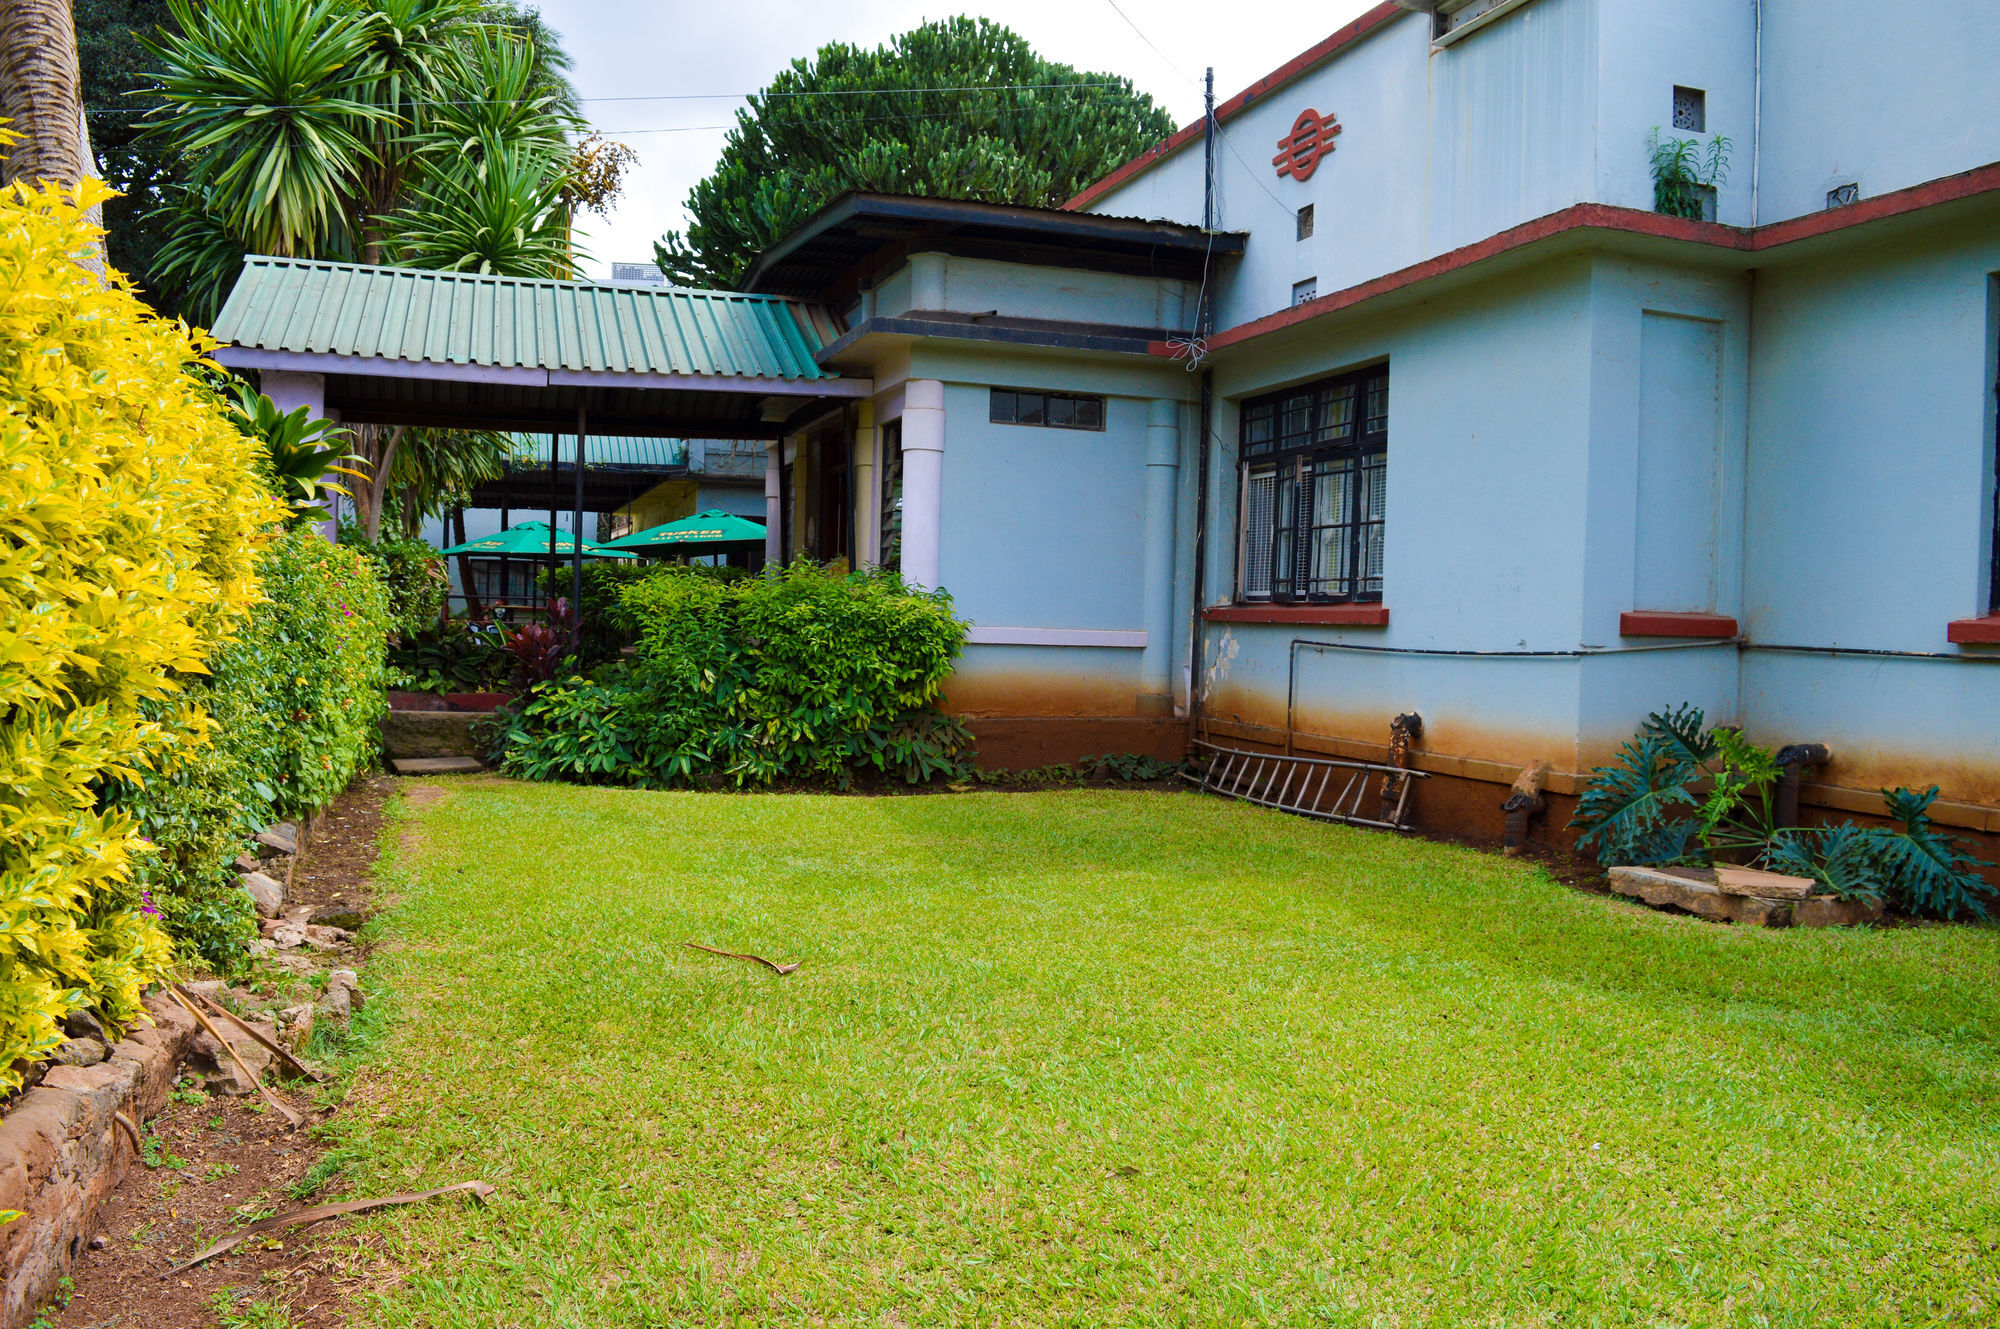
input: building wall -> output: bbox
[1756,4,2000,226]
[1738,215,2000,810]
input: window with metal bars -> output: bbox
[1236,366,1388,603]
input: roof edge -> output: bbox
[1171,160,2000,356]
[1064,2,1408,212]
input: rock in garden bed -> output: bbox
[1607,865,1884,927]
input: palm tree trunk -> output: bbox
[452,506,483,620]
[0,0,104,273]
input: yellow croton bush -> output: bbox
[0,168,281,1088]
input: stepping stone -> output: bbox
[391,756,486,775]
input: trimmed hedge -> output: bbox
[0,172,279,1085]
[497,563,971,787]
[111,527,391,969]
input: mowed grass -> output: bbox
[339,781,2000,1328]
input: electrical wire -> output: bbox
[83,80,1144,119]
[1099,0,1201,87]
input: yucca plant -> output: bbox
[382,136,576,275]
[226,380,368,521]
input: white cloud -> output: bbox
[533,0,1377,278]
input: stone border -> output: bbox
[1607,865,1885,927]
[0,994,196,1328]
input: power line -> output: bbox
[84,80,1145,119]
[1099,0,1200,87]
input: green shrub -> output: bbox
[340,523,446,638]
[387,618,510,694]
[496,563,972,787]
[541,560,751,666]
[0,170,276,1082]
[111,525,392,970]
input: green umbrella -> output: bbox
[598,509,767,556]
[436,520,636,559]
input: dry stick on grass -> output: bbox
[165,1181,496,1276]
[164,988,306,1130]
[684,941,801,975]
[175,983,328,1083]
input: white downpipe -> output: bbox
[899,379,946,589]
[1139,398,1181,709]
[852,401,878,565]
[1751,0,1763,227]
[763,441,782,566]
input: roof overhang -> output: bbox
[743,192,1245,302]
[816,311,1187,372]
[1177,160,2000,362]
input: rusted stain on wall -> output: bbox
[1207,679,1579,775]
[944,667,1149,719]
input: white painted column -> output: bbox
[1139,398,1181,714]
[764,440,783,566]
[899,379,946,589]
[260,371,331,540]
[852,400,879,566]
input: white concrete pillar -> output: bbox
[899,379,946,589]
[764,441,782,566]
[852,400,879,565]
[1140,398,1181,714]
[260,371,331,540]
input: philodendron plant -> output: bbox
[1570,705,1995,920]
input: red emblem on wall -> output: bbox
[1272,108,1341,182]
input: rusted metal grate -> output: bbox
[1185,741,1427,831]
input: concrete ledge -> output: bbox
[0,995,196,1327]
[381,709,485,759]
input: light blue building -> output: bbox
[738,0,2000,848]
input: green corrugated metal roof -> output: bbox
[212,257,843,381]
[507,435,686,467]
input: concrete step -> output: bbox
[390,756,486,776]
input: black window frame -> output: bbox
[989,387,1105,432]
[1236,365,1388,605]
[1989,277,2000,613]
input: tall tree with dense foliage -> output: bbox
[0,0,106,270]
[136,0,600,537]
[653,17,1176,290]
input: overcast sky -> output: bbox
[532,0,1379,277]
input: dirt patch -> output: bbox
[54,776,397,1329]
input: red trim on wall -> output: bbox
[1947,615,2000,644]
[1152,161,2000,359]
[1063,3,1407,212]
[1619,611,1739,639]
[1205,603,1390,627]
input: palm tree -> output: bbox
[0,0,105,270]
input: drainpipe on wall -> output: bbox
[1503,761,1551,856]
[763,442,782,568]
[1774,743,1831,829]
[1139,399,1181,716]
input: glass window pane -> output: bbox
[1272,467,1301,597]
[1017,393,1044,426]
[990,390,1015,423]
[1365,375,1388,434]
[1308,459,1354,598]
[1281,393,1313,448]
[1317,382,1356,441]
[1048,395,1075,427]
[1076,396,1103,429]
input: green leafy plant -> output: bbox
[496,564,972,788]
[1573,706,1997,919]
[226,380,367,522]
[1648,128,1732,219]
[339,523,448,638]
[387,619,510,693]
[501,600,577,689]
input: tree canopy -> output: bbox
[653,18,1177,290]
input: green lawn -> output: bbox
[338,781,2000,1327]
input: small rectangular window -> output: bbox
[1296,204,1314,240]
[989,387,1106,432]
[1292,278,1318,307]
[1672,86,1706,133]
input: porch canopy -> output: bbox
[208,256,870,611]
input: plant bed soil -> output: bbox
[53,776,396,1329]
